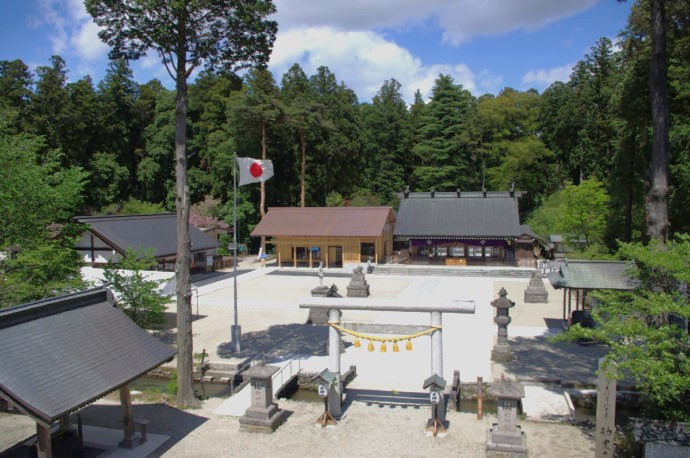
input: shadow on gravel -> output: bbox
[216,323,331,363]
[500,335,609,386]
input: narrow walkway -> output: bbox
[521,385,573,422]
[213,358,301,417]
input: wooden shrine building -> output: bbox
[393,190,535,267]
[251,206,395,269]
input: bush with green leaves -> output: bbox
[560,235,690,420]
[102,248,169,329]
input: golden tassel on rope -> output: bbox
[392,341,399,352]
[354,337,361,348]
[367,341,374,352]
[406,339,413,351]
[380,341,387,352]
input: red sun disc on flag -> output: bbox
[250,162,263,178]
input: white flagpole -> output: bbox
[231,151,241,353]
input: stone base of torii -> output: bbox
[299,297,475,424]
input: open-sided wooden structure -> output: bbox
[0,287,175,457]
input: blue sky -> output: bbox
[1,0,633,103]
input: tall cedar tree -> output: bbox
[85,0,277,408]
[412,74,477,192]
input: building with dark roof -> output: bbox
[75,213,219,271]
[393,191,536,266]
[251,206,395,268]
[548,259,640,320]
[0,287,175,457]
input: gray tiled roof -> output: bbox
[394,193,522,237]
[76,213,218,258]
[0,287,175,424]
[548,260,640,290]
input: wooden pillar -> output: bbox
[374,240,378,264]
[562,289,567,320]
[575,289,580,311]
[567,289,572,319]
[293,244,296,268]
[309,243,313,268]
[119,385,134,448]
[278,249,281,268]
[36,422,52,458]
[326,249,330,269]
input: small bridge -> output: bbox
[213,358,301,417]
[347,388,432,408]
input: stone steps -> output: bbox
[373,265,534,278]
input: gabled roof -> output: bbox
[548,260,640,290]
[0,287,175,424]
[76,213,218,258]
[251,207,395,237]
[394,192,522,238]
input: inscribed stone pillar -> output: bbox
[486,378,528,457]
[239,363,287,433]
[328,308,343,416]
[595,358,617,458]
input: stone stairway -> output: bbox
[372,264,534,278]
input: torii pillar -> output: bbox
[301,297,475,418]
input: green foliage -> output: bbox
[0,238,86,308]
[102,248,169,329]
[348,189,383,207]
[325,191,344,207]
[560,177,610,246]
[560,236,690,421]
[100,198,167,215]
[525,191,567,240]
[412,74,478,191]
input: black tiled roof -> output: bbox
[0,287,176,424]
[76,213,218,258]
[394,192,522,237]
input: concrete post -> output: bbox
[328,308,343,416]
[430,311,443,376]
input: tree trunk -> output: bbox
[299,130,306,207]
[174,43,200,408]
[647,0,671,242]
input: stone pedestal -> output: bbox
[523,271,548,303]
[239,364,287,433]
[491,288,515,363]
[308,285,340,324]
[486,379,527,457]
[346,266,370,297]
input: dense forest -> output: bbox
[1,2,689,253]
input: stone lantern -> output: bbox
[491,287,515,362]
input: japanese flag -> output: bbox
[236,157,274,186]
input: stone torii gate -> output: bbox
[299,297,475,416]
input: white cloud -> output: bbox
[274,0,598,45]
[522,63,574,88]
[269,27,490,103]
[71,21,108,60]
[37,0,108,63]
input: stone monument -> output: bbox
[523,271,548,303]
[239,363,287,433]
[308,284,340,324]
[346,265,370,298]
[491,288,515,362]
[486,377,528,457]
